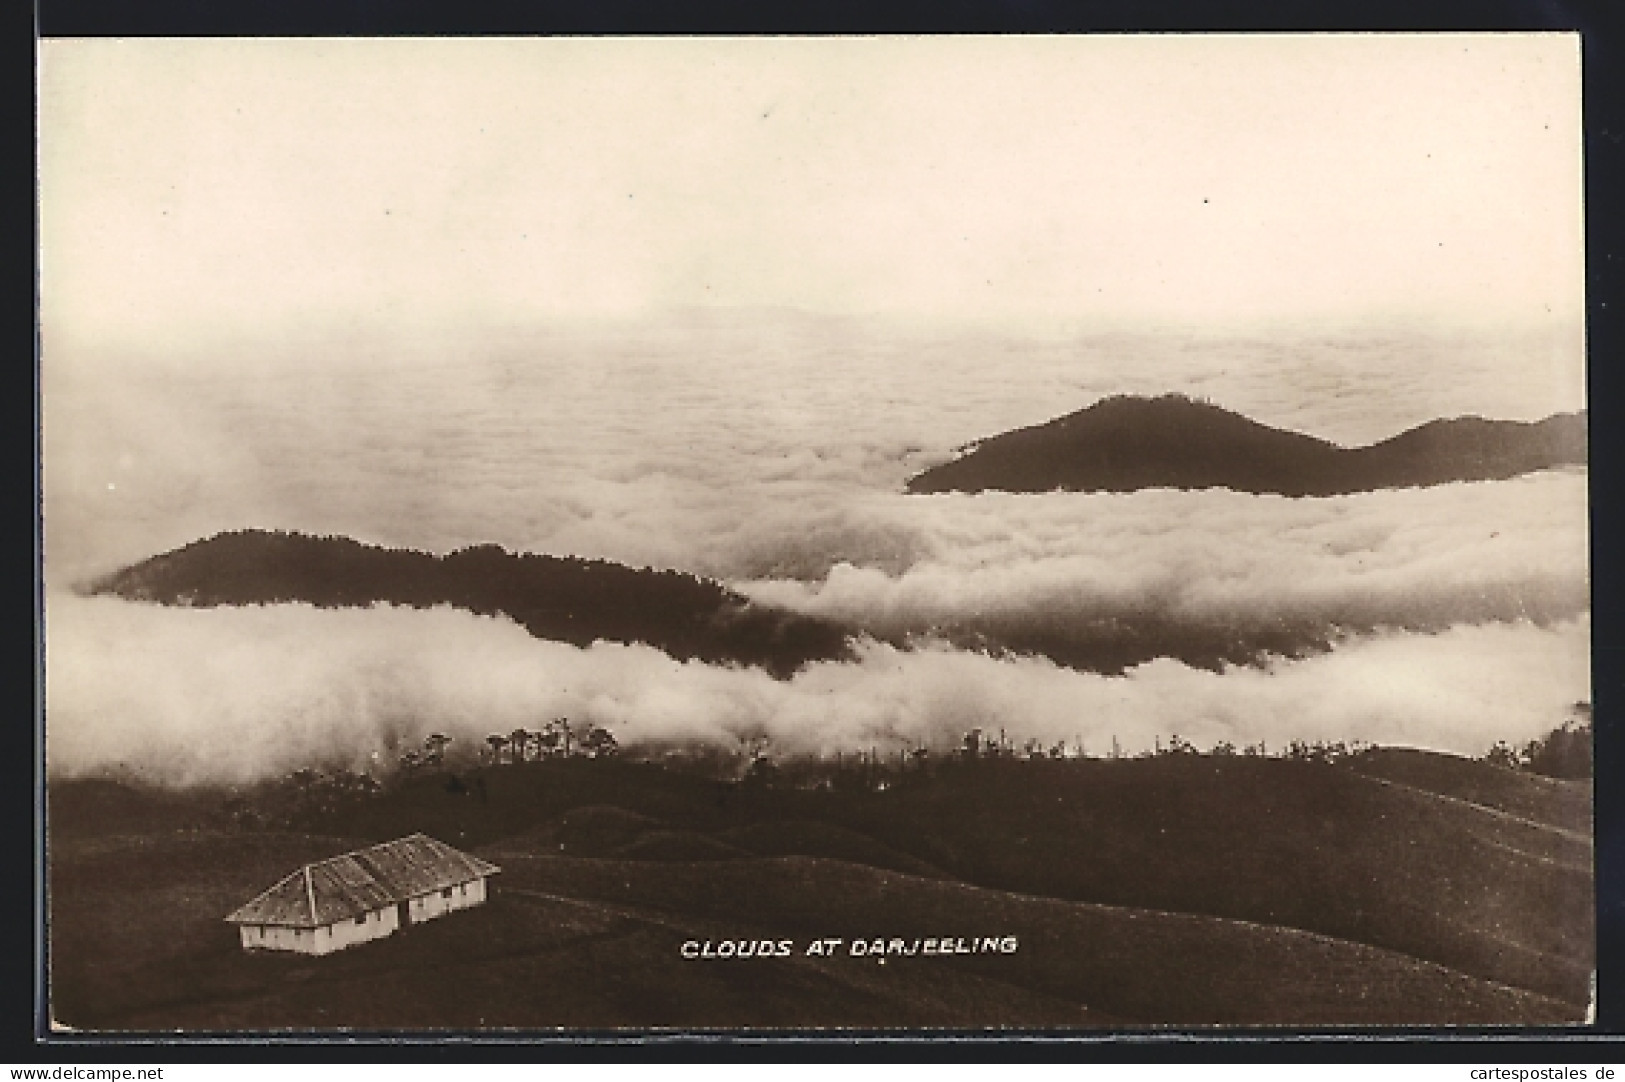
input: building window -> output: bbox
[355,914,367,926]
[442,887,453,899]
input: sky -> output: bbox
[39,34,1584,357]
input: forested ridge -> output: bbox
[91,530,853,677]
[907,394,1587,496]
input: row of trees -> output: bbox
[394,720,622,773]
[955,727,1364,763]
[722,727,1380,795]
[224,720,625,830]
[484,718,620,764]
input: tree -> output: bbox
[509,728,531,764]
[1484,740,1520,770]
[580,724,619,759]
[328,769,375,797]
[423,733,452,766]
[1521,703,1592,779]
[738,731,771,763]
[743,751,778,787]
[486,734,509,763]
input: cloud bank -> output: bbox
[46,592,1589,788]
[733,474,1589,653]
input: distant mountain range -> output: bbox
[905,394,1587,496]
[89,530,853,678]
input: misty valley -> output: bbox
[47,395,1594,1031]
[86,395,1590,680]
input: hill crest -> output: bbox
[89,530,853,678]
[906,394,1586,496]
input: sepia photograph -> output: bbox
[37,33,1592,1033]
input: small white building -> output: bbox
[225,833,501,955]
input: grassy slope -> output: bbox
[494,852,1577,1026]
[46,750,1594,1028]
[48,831,1573,1030]
[476,805,949,878]
[301,754,1593,1004]
[47,832,359,1029]
[817,756,1593,1006]
[47,830,1108,1031]
[1344,748,1592,834]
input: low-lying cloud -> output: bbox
[46,591,1589,788]
[733,474,1590,657]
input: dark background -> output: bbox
[24,0,1625,1062]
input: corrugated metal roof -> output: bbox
[225,834,500,927]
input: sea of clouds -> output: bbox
[45,593,1590,787]
[733,475,1588,645]
[41,316,1591,783]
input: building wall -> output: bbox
[406,876,487,925]
[239,905,399,955]
[313,904,400,954]
[238,877,489,953]
[239,924,320,954]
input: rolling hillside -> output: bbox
[47,748,1593,1028]
[49,830,1576,1030]
[1345,747,1592,834]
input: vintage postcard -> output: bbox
[37,34,1591,1032]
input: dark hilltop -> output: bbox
[905,393,1587,496]
[89,530,853,678]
